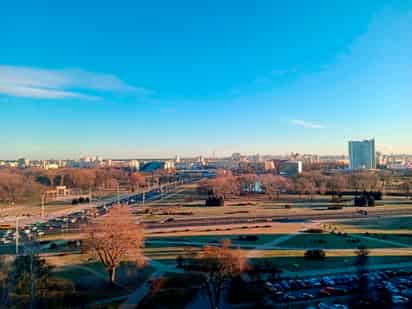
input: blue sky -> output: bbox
[1,0,412,159]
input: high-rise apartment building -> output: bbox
[348,139,376,169]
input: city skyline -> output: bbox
[2,1,412,158]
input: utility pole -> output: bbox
[15,216,20,255]
[41,194,45,219]
[117,183,120,205]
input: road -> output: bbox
[143,207,412,230]
[1,181,181,227]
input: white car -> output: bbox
[318,303,329,309]
[331,304,348,309]
[392,295,409,304]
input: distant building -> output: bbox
[128,160,140,171]
[279,161,302,177]
[140,160,174,172]
[231,153,241,161]
[44,186,70,199]
[348,139,376,169]
[17,158,30,168]
[264,160,275,170]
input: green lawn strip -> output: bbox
[337,216,412,231]
[275,233,404,249]
[51,263,155,306]
[139,272,204,309]
[148,234,282,246]
[249,255,412,273]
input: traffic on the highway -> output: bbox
[0,180,183,248]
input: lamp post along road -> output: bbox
[15,216,20,255]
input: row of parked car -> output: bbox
[265,269,412,306]
[0,201,119,246]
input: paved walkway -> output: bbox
[119,259,184,309]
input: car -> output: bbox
[392,295,409,304]
[334,287,348,295]
[330,305,348,309]
[281,280,290,289]
[265,282,275,291]
[283,294,296,301]
[319,289,332,297]
[301,292,314,299]
[273,291,284,298]
[317,303,329,309]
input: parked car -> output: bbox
[392,295,409,304]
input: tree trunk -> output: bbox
[108,267,116,284]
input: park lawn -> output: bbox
[51,260,155,306]
[331,216,412,234]
[249,249,412,273]
[139,273,204,309]
[149,233,283,246]
[376,233,412,246]
[275,232,405,249]
[144,246,200,259]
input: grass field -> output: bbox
[149,233,283,246]
[331,216,412,233]
[275,232,405,249]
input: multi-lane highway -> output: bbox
[144,206,412,230]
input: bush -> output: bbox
[205,196,224,206]
[304,249,326,260]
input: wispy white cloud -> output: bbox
[290,119,328,129]
[0,65,151,100]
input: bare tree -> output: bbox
[0,170,43,205]
[82,205,145,284]
[129,172,146,192]
[327,175,348,200]
[294,175,316,200]
[260,174,291,200]
[196,239,248,309]
[201,174,241,200]
[400,182,412,199]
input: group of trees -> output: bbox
[0,170,43,205]
[81,203,249,309]
[0,166,175,205]
[0,251,74,307]
[198,169,411,202]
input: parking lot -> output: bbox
[264,269,412,308]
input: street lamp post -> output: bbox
[15,216,20,255]
[117,183,120,205]
[41,194,46,219]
